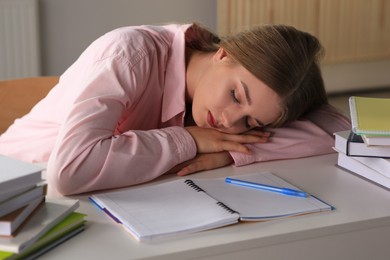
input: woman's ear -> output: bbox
[213,47,229,63]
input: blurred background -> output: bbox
[0,0,389,95]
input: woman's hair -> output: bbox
[186,23,328,127]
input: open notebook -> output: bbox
[90,172,332,242]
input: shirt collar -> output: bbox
[160,24,192,123]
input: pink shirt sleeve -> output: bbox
[230,104,351,166]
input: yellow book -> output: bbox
[349,96,390,136]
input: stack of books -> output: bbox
[0,155,86,259]
[334,96,390,189]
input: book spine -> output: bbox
[349,96,359,134]
[346,131,353,156]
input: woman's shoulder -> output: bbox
[83,24,188,64]
[99,24,188,48]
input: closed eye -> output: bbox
[246,117,265,130]
[230,89,240,103]
[231,89,253,129]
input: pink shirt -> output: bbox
[0,24,351,195]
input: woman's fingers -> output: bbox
[246,129,272,137]
[222,132,269,144]
[177,152,234,176]
[185,126,270,154]
[212,141,251,154]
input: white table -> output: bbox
[41,154,390,260]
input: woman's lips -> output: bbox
[207,111,218,128]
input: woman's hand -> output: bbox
[165,127,270,177]
[185,126,270,154]
[166,152,234,176]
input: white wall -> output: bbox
[39,0,216,76]
[322,60,390,94]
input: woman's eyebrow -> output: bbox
[241,81,252,105]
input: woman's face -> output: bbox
[191,48,282,134]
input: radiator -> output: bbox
[0,0,40,80]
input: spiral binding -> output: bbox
[216,202,239,215]
[184,179,205,192]
[184,180,238,215]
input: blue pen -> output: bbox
[225,177,308,198]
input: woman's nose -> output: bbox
[221,110,241,129]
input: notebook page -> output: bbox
[92,179,239,241]
[193,172,332,221]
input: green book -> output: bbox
[0,199,79,253]
[0,212,86,260]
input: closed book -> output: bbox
[0,156,43,195]
[0,199,79,253]
[4,226,85,260]
[334,130,390,158]
[351,156,390,179]
[90,172,332,242]
[362,134,390,146]
[0,212,86,260]
[0,184,46,218]
[349,96,390,136]
[0,197,45,237]
[337,152,390,189]
[0,185,36,205]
